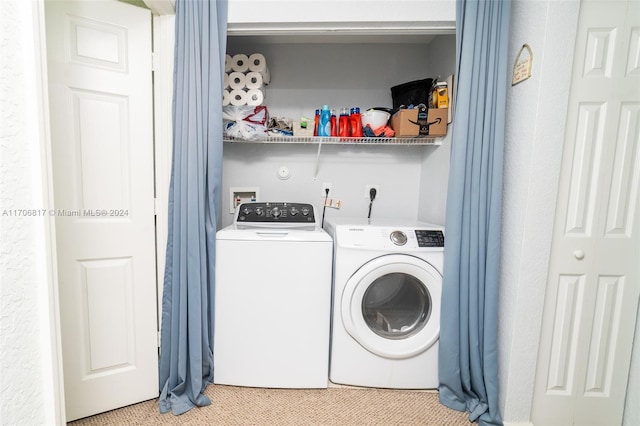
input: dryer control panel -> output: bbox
[235,202,316,225]
[415,230,445,247]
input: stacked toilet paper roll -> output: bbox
[247,53,270,85]
[223,53,270,106]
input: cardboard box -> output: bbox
[426,108,448,136]
[390,109,419,137]
[391,108,448,137]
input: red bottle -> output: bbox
[338,108,350,137]
[350,107,363,137]
[313,109,320,136]
[330,109,337,136]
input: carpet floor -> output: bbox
[68,385,472,425]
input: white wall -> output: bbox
[222,143,425,227]
[417,35,456,226]
[221,39,456,228]
[0,0,63,424]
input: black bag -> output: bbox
[390,78,433,111]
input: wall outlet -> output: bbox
[364,184,380,199]
[322,182,332,197]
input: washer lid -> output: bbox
[341,254,441,359]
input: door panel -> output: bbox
[532,1,640,424]
[72,90,131,210]
[45,0,158,420]
[545,274,585,396]
[605,103,639,236]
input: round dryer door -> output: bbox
[341,254,441,360]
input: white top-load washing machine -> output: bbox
[324,218,444,389]
[214,202,333,388]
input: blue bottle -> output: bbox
[318,105,331,137]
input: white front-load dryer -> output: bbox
[325,218,444,389]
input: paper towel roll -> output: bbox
[248,53,270,85]
[246,88,264,106]
[223,73,230,89]
[225,54,233,72]
[222,89,230,106]
[231,54,249,73]
[245,72,263,89]
[229,89,247,106]
[228,72,246,90]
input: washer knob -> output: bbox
[390,231,407,246]
[271,207,281,218]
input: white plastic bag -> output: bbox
[223,105,269,140]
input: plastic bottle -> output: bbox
[435,82,449,108]
[350,107,363,137]
[318,105,331,137]
[339,107,350,137]
[330,109,337,136]
[313,109,320,136]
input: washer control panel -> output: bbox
[415,230,445,247]
[236,202,316,225]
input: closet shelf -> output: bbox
[223,135,442,146]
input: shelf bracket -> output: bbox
[313,139,323,179]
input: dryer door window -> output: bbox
[341,254,441,360]
[362,272,431,340]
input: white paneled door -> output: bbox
[532,0,640,424]
[45,0,158,421]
